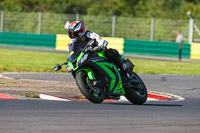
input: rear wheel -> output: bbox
[76,71,105,103]
[125,72,147,105]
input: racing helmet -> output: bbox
[68,21,86,42]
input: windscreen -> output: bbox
[67,42,83,62]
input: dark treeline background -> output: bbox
[0,0,200,18]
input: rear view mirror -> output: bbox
[53,64,62,71]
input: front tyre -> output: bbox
[76,71,104,104]
[125,72,147,105]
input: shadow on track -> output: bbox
[143,103,183,106]
[104,102,183,106]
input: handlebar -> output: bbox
[53,39,98,71]
[53,62,67,71]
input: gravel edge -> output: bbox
[0,77,82,99]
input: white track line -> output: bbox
[39,94,70,101]
[0,73,14,79]
[39,94,174,102]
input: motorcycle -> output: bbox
[53,39,147,104]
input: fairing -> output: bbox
[67,42,86,62]
[67,45,125,96]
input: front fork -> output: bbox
[76,68,95,80]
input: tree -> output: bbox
[0,0,200,18]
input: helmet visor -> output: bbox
[68,30,79,39]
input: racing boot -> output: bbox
[104,48,134,79]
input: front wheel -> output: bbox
[125,72,147,105]
[76,71,105,104]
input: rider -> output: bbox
[67,21,134,79]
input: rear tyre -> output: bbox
[76,71,104,104]
[125,72,147,105]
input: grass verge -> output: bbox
[24,92,40,98]
[0,48,200,75]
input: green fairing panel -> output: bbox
[114,80,125,95]
[67,52,84,71]
[76,52,84,67]
[97,51,106,58]
[67,62,74,69]
[96,62,124,95]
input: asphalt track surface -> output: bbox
[1,73,200,133]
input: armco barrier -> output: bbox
[55,35,124,54]
[56,34,70,51]
[2,32,199,60]
[124,39,191,59]
[0,32,124,54]
[0,32,56,48]
[191,43,200,59]
[103,37,124,54]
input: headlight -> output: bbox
[66,65,73,72]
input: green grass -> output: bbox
[131,59,200,75]
[0,48,68,73]
[0,48,200,75]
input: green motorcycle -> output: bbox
[53,39,147,104]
